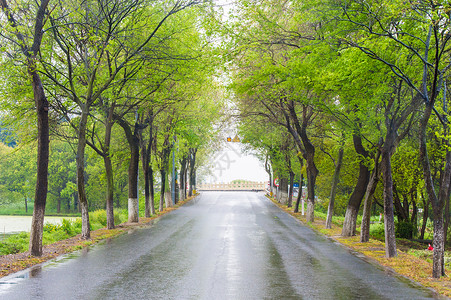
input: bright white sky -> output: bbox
[202,142,269,183]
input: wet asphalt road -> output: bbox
[0,191,442,299]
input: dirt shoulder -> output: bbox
[268,196,451,299]
[0,196,197,279]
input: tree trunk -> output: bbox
[140,116,154,218]
[305,159,317,223]
[29,71,50,256]
[392,184,409,223]
[188,148,197,196]
[294,158,303,213]
[76,108,90,239]
[141,139,151,218]
[128,134,140,222]
[287,171,294,207]
[420,193,429,240]
[419,103,451,278]
[285,102,318,222]
[160,169,166,212]
[104,105,115,229]
[143,158,151,218]
[278,176,289,204]
[57,198,61,214]
[25,198,28,213]
[342,135,370,236]
[432,213,445,277]
[150,166,156,215]
[180,156,187,201]
[104,154,114,229]
[265,153,273,197]
[73,192,78,212]
[165,190,172,208]
[444,185,451,246]
[326,147,344,229]
[360,153,380,242]
[381,148,397,257]
[117,117,144,223]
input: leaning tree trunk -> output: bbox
[294,158,304,213]
[420,193,429,240]
[286,102,318,222]
[360,154,380,242]
[76,108,91,239]
[1,0,51,258]
[29,71,50,256]
[294,173,303,213]
[342,135,370,236]
[326,147,344,229]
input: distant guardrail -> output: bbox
[197,182,266,191]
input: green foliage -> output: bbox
[0,218,84,255]
[0,232,29,255]
[369,223,385,240]
[369,221,417,240]
[90,210,107,227]
[89,209,128,228]
[396,221,416,239]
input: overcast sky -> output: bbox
[201,142,269,183]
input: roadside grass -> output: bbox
[268,196,451,298]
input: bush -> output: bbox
[396,221,416,239]
[369,223,385,240]
[43,222,60,233]
[115,209,128,224]
[61,218,73,235]
[0,232,29,255]
[90,210,107,227]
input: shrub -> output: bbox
[61,218,73,235]
[73,218,82,232]
[396,221,416,239]
[90,210,107,227]
[0,232,29,255]
[369,223,385,240]
[43,222,60,233]
[114,210,128,224]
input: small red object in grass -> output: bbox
[428,244,434,251]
